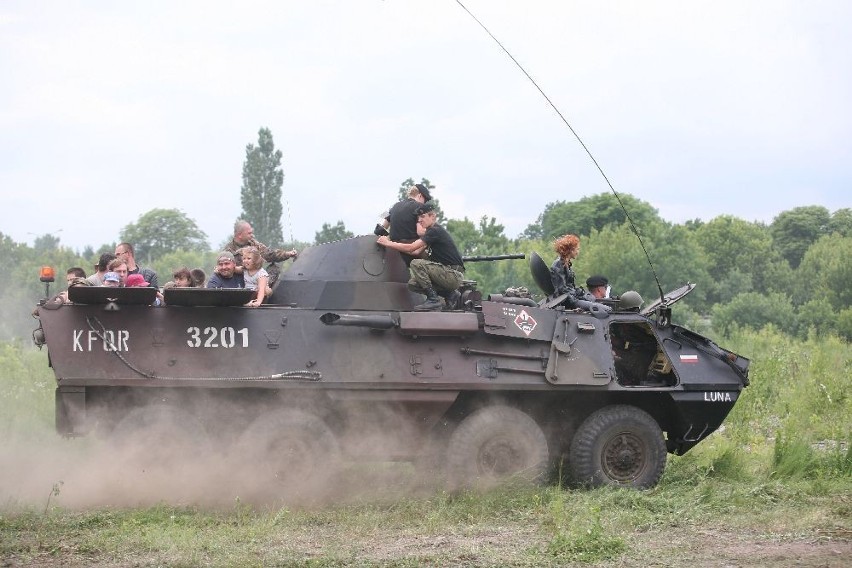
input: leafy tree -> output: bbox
[523,193,663,241]
[711,292,796,336]
[0,232,85,341]
[447,216,513,295]
[33,233,61,253]
[396,177,445,224]
[795,298,838,338]
[693,216,788,304]
[240,127,284,247]
[827,208,852,236]
[770,206,831,269]
[120,208,209,265]
[314,221,354,245]
[793,234,852,310]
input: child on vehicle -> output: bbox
[239,246,270,307]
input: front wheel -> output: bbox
[568,405,666,489]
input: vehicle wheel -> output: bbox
[568,405,666,489]
[446,406,549,490]
[109,405,212,464]
[236,410,340,492]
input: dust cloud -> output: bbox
[0,402,444,511]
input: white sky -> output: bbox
[1,0,850,252]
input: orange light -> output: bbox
[39,266,55,283]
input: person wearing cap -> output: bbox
[586,275,611,300]
[127,273,164,305]
[377,201,465,311]
[106,258,129,287]
[102,272,121,287]
[206,251,245,289]
[378,183,432,267]
[224,220,297,286]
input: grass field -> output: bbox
[1,329,850,567]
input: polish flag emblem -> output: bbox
[680,354,699,363]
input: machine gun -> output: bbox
[462,253,525,262]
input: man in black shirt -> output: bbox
[376,183,432,267]
[377,201,465,311]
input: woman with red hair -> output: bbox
[550,234,581,300]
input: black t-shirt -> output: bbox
[422,225,464,269]
[387,199,421,242]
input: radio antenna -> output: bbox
[455,0,665,301]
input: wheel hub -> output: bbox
[601,432,646,482]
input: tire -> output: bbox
[569,405,666,489]
[109,405,212,464]
[446,406,549,490]
[236,410,340,492]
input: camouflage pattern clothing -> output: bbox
[226,239,293,285]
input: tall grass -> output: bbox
[1,329,850,566]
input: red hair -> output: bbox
[553,234,580,261]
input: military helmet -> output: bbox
[619,290,644,310]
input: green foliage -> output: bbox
[711,292,796,336]
[795,298,838,338]
[770,205,831,269]
[544,503,626,563]
[314,221,354,245]
[523,192,663,241]
[240,127,285,247]
[0,343,54,437]
[0,232,87,341]
[793,234,852,310]
[119,208,209,265]
[446,216,515,295]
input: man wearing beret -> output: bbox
[206,252,245,289]
[377,201,465,311]
[586,275,611,300]
[376,183,432,267]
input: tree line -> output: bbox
[1,128,849,343]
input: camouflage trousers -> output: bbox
[408,259,464,294]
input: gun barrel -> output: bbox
[462,253,525,262]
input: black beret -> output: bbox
[414,183,432,202]
[586,275,609,288]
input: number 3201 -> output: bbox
[186,326,249,348]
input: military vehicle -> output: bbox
[32,235,749,490]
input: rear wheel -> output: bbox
[569,405,666,489]
[446,406,549,490]
[109,404,212,464]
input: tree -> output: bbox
[120,208,209,265]
[314,221,354,245]
[793,234,852,310]
[770,206,831,269]
[446,216,513,295]
[523,193,663,241]
[240,127,284,247]
[711,292,796,336]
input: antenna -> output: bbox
[455,0,666,302]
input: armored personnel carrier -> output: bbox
[32,235,749,489]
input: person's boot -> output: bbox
[414,288,444,311]
[442,289,461,310]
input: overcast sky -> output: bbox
[1,0,850,252]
